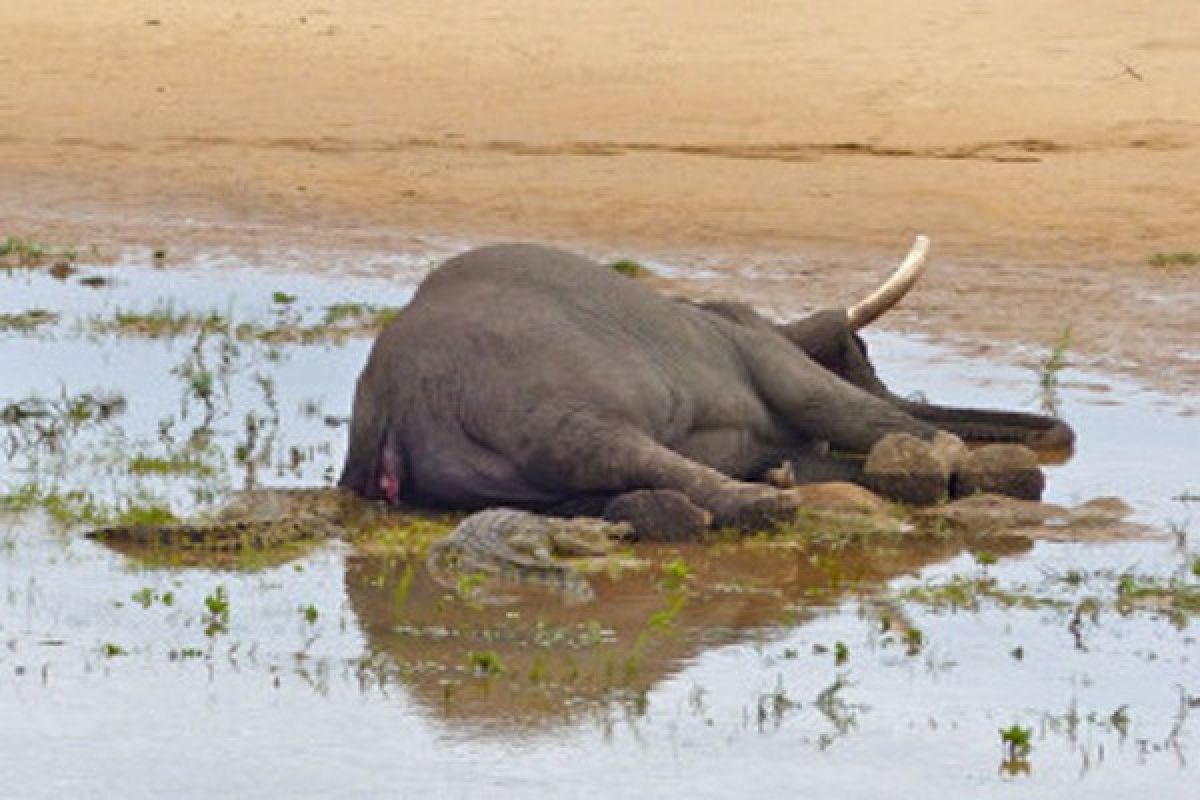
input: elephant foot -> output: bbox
[863,432,955,505]
[604,489,712,542]
[865,433,1046,505]
[953,444,1045,501]
[706,484,804,531]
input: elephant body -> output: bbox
[340,243,1071,531]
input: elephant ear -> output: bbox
[781,310,891,398]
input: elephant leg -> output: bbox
[547,489,713,542]
[603,489,712,542]
[733,332,987,504]
[516,415,803,530]
[736,329,938,452]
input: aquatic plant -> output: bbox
[0,309,59,333]
[203,585,231,636]
[999,723,1033,761]
[1036,324,1073,417]
[467,650,505,677]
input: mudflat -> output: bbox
[2,0,1198,395]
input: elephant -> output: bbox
[339,237,1074,537]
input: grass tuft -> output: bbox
[1148,251,1200,268]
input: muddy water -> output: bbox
[1,249,1196,799]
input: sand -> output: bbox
[1,0,1197,396]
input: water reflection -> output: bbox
[82,521,1033,729]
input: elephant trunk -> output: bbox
[895,398,1076,451]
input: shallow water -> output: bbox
[1,249,1196,798]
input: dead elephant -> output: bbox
[339,237,1073,538]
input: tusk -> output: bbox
[846,234,930,330]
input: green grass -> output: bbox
[467,650,505,677]
[0,235,80,268]
[96,307,231,338]
[0,483,181,529]
[0,309,59,332]
[1,236,48,266]
[1116,572,1200,615]
[999,723,1033,760]
[113,500,180,528]
[89,302,400,342]
[203,585,231,636]
[1038,325,1073,388]
[0,484,111,527]
[900,575,1065,612]
[1148,251,1200,268]
[321,302,400,327]
[0,484,43,514]
[128,452,220,479]
[658,557,693,590]
[608,259,651,279]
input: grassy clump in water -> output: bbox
[88,300,402,343]
[96,307,231,338]
[1116,572,1200,617]
[999,723,1033,774]
[112,500,180,528]
[128,451,220,479]
[0,235,81,268]
[0,483,44,514]
[0,484,111,527]
[1038,324,1073,389]
[0,481,177,530]
[467,650,506,677]
[0,309,59,332]
[900,575,1066,612]
[322,302,401,328]
[354,513,460,557]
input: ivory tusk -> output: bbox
[846,234,930,330]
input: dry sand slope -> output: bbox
[1,0,1198,394]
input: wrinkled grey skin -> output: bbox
[340,244,1073,529]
